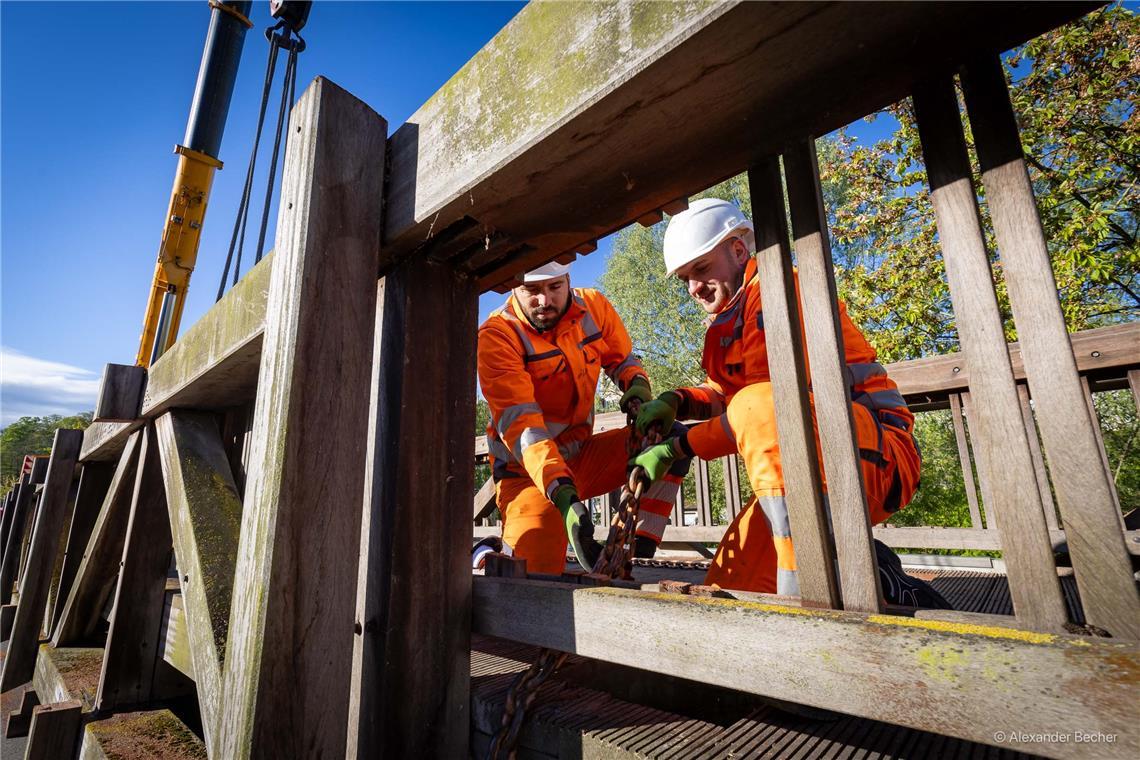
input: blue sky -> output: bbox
[1,0,903,427]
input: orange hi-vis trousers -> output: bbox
[495,427,684,575]
[685,382,920,595]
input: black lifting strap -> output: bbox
[216,20,306,302]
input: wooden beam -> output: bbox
[48,463,114,636]
[472,476,497,522]
[155,410,242,749]
[96,425,174,710]
[142,253,273,418]
[785,139,882,613]
[93,363,146,423]
[472,577,1139,760]
[913,76,1067,633]
[79,420,139,463]
[0,474,34,606]
[1017,385,1059,531]
[53,433,141,646]
[348,257,478,759]
[948,394,984,529]
[24,700,82,760]
[961,54,1137,637]
[749,156,839,608]
[220,77,386,760]
[80,709,208,760]
[381,1,1091,288]
[1,428,83,691]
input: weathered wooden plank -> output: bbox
[472,578,1139,759]
[0,603,13,641]
[48,463,115,636]
[1081,377,1123,519]
[44,477,81,640]
[473,476,497,522]
[34,645,105,712]
[748,156,839,608]
[221,78,386,760]
[93,364,147,423]
[154,410,242,748]
[948,394,985,529]
[785,139,881,613]
[694,458,711,527]
[348,258,478,759]
[1,429,83,691]
[382,1,1091,288]
[96,426,173,710]
[1129,369,1140,417]
[913,76,1067,633]
[722,455,742,519]
[53,434,141,646]
[79,421,140,463]
[80,709,207,760]
[961,56,1140,638]
[25,699,82,760]
[0,474,34,606]
[4,687,39,738]
[142,253,273,417]
[1017,385,1058,531]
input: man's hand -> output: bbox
[635,391,681,435]
[619,376,652,414]
[630,439,680,484]
[552,484,603,570]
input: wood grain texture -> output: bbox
[1,428,83,691]
[220,77,387,760]
[96,426,174,710]
[748,156,839,608]
[1129,369,1140,417]
[0,475,34,606]
[52,433,141,647]
[48,464,114,638]
[93,363,146,423]
[80,421,141,463]
[472,476,497,522]
[913,77,1067,633]
[961,56,1139,638]
[155,410,242,751]
[785,139,881,613]
[948,395,984,529]
[472,577,1140,759]
[347,259,478,760]
[1017,385,1058,531]
[381,1,1091,290]
[25,700,82,760]
[722,455,742,518]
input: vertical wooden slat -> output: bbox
[948,394,984,529]
[748,156,840,609]
[24,700,82,760]
[95,425,173,710]
[694,458,712,526]
[0,428,83,691]
[221,78,387,760]
[672,484,684,528]
[913,76,1067,632]
[785,139,882,612]
[0,474,34,606]
[722,455,742,521]
[155,410,243,753]
[1017,385,1058,530]
[1080,377,1124,519]
[47,463,114,636]
[52,433,141,646]
[961,56,1139,638]
[1128,369,1140,418]
[348,258,478,760]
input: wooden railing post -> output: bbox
[220,77,387,759]
[748,156,841,609]
[785,139,882,613]
[913,76,1067,632]
[348,257,478,759]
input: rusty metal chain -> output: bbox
[486,648,568,759]
[485,401,661,759]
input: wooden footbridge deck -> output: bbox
[1,2,1137,758]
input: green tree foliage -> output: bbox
[599,5,1139,533]
[1,412,93,489]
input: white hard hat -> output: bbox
[663,198,755,275]
[518,260,570,283]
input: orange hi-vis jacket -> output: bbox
[478,289,648,499]
[679,257,916,492]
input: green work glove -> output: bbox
[552,484,603,570]
[635,391,681,435]
[630,439,681,484]
[618,376,652,414]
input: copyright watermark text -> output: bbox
[993,730,1117,745]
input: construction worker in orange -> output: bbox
[632,199,949,607]
[477,261,688,575]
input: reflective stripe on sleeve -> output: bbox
[496,402,542,438]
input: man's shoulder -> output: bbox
[574,287,614,310]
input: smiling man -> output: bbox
[477,261,689,574]
[632,198,949,608]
